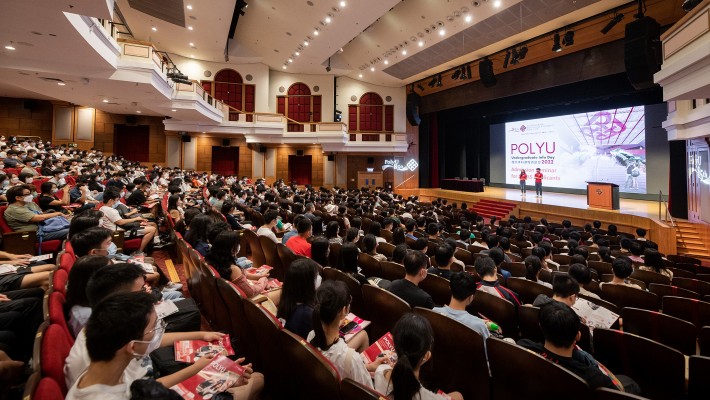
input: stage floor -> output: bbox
[436,187,662,221]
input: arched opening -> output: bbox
[277,82,322,132]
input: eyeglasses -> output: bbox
[142,318,167,339]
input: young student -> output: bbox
[474,256,521,307]
[519,169,528,195]
[433,272,490,340]
[428,244,454,280]
[388,251,434,309]
[285,217,312,257]
[534,168,543,197]
[600,257,643,290]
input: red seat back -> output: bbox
[0,205,14,233]
[48,291,74,343]
[41,324,73,394]
[52,268,68,295]
[33,377,64,400]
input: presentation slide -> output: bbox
[505,106,646,193]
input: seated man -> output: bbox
[427,244,454,280]
[100,189,156,254]
[388,250,434,309]
[66,291,262,400]
[3,184,69,241]
[285,217,312,257]
[568,263,600,299]
[518,302,640,393]
[474,256,520,307]
[487,248,512,280]
[533,274,579,308]
[69,178,101,213]
[600,257,642,290]
[433,272,490,340]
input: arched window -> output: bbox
[348,92,394,140]
[277,82,322,132]
[211,69,255,121]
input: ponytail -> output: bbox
[310,303,329,350]
[391,353,421,400]
[310,280,350,351]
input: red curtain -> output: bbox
[211,146,239,176]
[114,124,149,162]
[288,155,312,185]
[430,113,439,188]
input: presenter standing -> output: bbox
[519,169,528,195]
[534,168,543,197]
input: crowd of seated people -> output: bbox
[0,134,706,399]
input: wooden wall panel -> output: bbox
[0,97,53,140]
[275,145,325,187]
[94,110,165,163]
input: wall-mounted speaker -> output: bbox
[260,146,267,153]
[222,138,231,147]
[327,154,335,161]
[23,100,38,111]
[297,150,304,156]
[126,115,138,125]
[406,93,421,126]
[181,135,192,143]
[478,59,496,88]
[624,16,661,90]
[367,157,374,164]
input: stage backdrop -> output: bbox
[491,104,669,199]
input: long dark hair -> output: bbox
[392,227,406,246]
[185,214,211,247]
[205,231,239,279]
[339,242,359,275]
[167,194,181,211]
[311,237,330,267]
[325,221,340,239]
[643,248,664,273]
[66,255,111,310]
[391,313,433,400]
[276,258,319,320]
[310,280,350,351]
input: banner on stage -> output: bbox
[505,106,646,193]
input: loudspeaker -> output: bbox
[181,135,192,143]
[259,146,267,153]
[406,93,421,126]
[222,138,230,146]
[624,16,661,90]
[367,157,374,164]
[126,115,138,125]
[297,150,304,156]
[478,59,496,88]
[23,100,38,111]
[327,154,335,161]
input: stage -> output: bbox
[394,186,677,256]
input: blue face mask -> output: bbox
[107,242,118,257]
[112,202,120,209]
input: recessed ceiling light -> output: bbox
[313,30,319,36]
[325,16,332,23]
[5,45,15,50]
[102,99,109,103]
[418,41,424,47]
[136,110,142,113]
[384,60,389,65]
[340,1,346,7]
[282,65,287,69]
[295,51,300,56]
[465,15,472,23]
[190,54,194,58]
[151,26,157,31]
[358,74,362,78]
[189,42,194,47]
[186,4,193,10]
[304,41,309,46]
[370,67,375,72]
[171,109,177,112]
[439,29,446,36]
[288,58,293,63]
[402,50,407,55]
[188,26,193,30]
[57,82,66,86]
[493,0,502,7]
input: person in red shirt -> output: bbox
[519,169,528,195]
[286,217,313,257]
[534,168,543,197]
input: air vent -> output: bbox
[128,0,186,27]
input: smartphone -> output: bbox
[339,321,358,335]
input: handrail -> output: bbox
[222,103,348,129]
[658,191,677,227]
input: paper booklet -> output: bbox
[30,254,53,262]
[0,264,18,276]
[174,335,235,363]
[245,265,272,276]
[571,297,619,329]
[171,355,244,399]
[154,300,179,320]
[338,312,371,343]
[361,332,396,364]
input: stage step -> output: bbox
[470,199,518,220]
[673,220,710,263]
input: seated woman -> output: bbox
[206,230,280,305]
[167,194,186,233]
[600,257,643,290]
[185,214,212,256]
[311,237,331,268]
[325,221,342,245]
[308,281,385,386]
[639,248,673,279]
[221,201,245,231]
[339,242,390,289]
[525,255,552,289]
[374,313,463,400]
[276,258,320,339]
[65,255,112,336]
[369,222,387,244]
[363,234,387,262]
[99,189,156,254]
[38,181,71,213]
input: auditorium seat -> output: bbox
[594,387,650,400]
[454,247,474,266]
[600,284,658,311]
[215,279,259,364]
[661,296,710,330]
[362,284,410,341]
[276,243,296,275]
[600,275,646,290]
[667,267,695,279]
[579,293,621,315]
[47,291,74,343]
[278,329,341,399]
[340,378,386,400]
[629,270,671,287]
[620,307,697,355]
[414,307,490,400]
[242,229,265,268]
[487,337,592,399]
[419,273,451,307]
[588,261,613,276]
[688,356,710,400]
[647,283,699,300]
[41,324,73,394]
[259,235,285,280]
[322,267,366,317]
[379,261,405,281]
[700,327,710,357]
[0,205,61,255]
[552,254,572,266]
[328,242,341,269]
[242,297,283,389]
[27,376,64,400]
[672,262,699,275]
[505,277,553,305]
[502,262,526,277]
[376,242,395,259]
[668,254,701,266]
[517,304,544,344]
[592,328,685,399]
[467,290,518,340]
[671,277,710,297]
[51,268,68,296]
[203,268,232,334]
[358,252,382,278]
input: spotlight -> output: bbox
[436,74,442,87]
[552,33,562,52]
[460,66,468,80]
[428,76,437,87]
[601,13,624,34]
[451,69,461,80]
[325,57,331,72]
[562,30,574,46]
[511,48,520,65]
[518,46,528,60]
[417,84,425,91]
[466,65,472,79]
[503,50,510,68]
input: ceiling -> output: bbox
[116,0,639,87]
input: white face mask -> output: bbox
[131,318,166,359]
[26,178,33,184]
[10,177,19,184]
[58,178,66,186]
[22,195,33,203]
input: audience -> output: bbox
[433,272,490,340]
[388,251,434,309]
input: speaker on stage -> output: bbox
[624,16,661,90]
[406,92,421,126]
[181,135,191,143]
[479,59,496,88]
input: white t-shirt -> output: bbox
[65,370,131,400]
[374,364,448,399]
[69,305,91,337]
[100,205,123,231]
[307,332,374,389]
[64,330,151,390]
[256,226,278,243]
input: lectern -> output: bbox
[586,182,620,210]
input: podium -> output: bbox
[586,182,620,210]
[357,171,383,189]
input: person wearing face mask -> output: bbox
[70,179,100,213]
[38,181,71,212]
[48,168,66,186]
[0,174,9,202]
[2,150,22,168]
[4,185,69,241]
[17,172,34,186]
[100,189,156,254]
[20,158,38,177]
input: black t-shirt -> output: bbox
[39,195,63,212]
[126,189,147,206]
[388,279,434,309]
[427,267,453,280]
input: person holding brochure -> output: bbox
[519,169,527,195]
[308,281,386,388]
[534,168,543,197]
